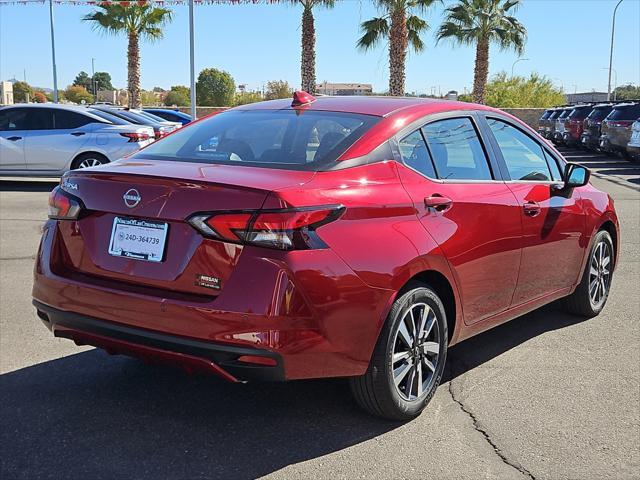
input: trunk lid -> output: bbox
[55,160,315,298]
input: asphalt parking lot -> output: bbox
[1,149,638,480]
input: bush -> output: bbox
[233,91,263,106]
[64,85,94,104]
[196,68,235,107]
[33,91,47,103]
[164,86,190,106]
[264,80,292,101]
[483,72,565,108]
[12,81,33,103]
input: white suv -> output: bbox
[0,104,155,176]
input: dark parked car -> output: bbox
[581,103,614,150]
[541,107,563,139]
[562,105,593,147]
[35,93,619,420]
[144,108,192,126]
[537,108,555,138]
[600,102,640,157]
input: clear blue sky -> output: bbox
[0,0,638,95]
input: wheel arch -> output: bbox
[397,269,459,345]
[70,151,110,170]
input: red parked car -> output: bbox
[34,93,619,420]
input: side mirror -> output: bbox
[563,163,590,188]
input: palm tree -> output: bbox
[358,0,438,96]
[437,0,526,104]
[290,0,335,93]
[83,3,172,108]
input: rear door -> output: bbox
[482,114,585,304]
[25,109,94,171]
[396,113,522,324]
[0,107,28,171]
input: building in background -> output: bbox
[317,82,373,96]
[96,89,129,106]
[1,82,14,105]
[566,91,608,104]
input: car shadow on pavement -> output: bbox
[0,180,59,193]
[0,304,589,480]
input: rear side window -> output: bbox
[53,110,93,129]
[488,118,552,181]
[421,118,492,181]
[399,130,436,178]
[134,110,379,171]
[0,108,29,130]
[608,104,640,120]
[24,109,54,130]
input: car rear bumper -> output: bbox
[32,221,394,381]
[34,300,284,382]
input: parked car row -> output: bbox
[0,104,192,176]
[538,101,640,161]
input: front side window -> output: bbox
[421,118,492,180]
[134,110,379,171]
[488,118,552,181]
[398,129,436,178]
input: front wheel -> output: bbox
[563,230,614,317]
[350,285,448,421]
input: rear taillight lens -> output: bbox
[188,205,345,250]
[48,186,83,220]
[609,120,632,128]
[120,132,151,143]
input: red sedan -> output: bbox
[34,93,619,420]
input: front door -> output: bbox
[483,116,585,304]
[396,116,522,324]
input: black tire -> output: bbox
[563,230,614,317]
[71,152,109,170]
[350,283,448,421]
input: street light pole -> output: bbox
[607,0,624,101]
[511,58,530,77]
[91,57,96,96]
[48,0,58,103]
[188,0,197,120]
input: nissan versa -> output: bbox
[33,93,619,420]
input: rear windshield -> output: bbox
[607,104,640,121]
[540,110,553,120]
[133,109,379,170]
[568,107,593,120]
[587,106,613,121]
[558,110,572,119]
[548,111,562,120]
[87,108,130,125]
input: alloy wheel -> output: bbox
[77,158,103,169]
[589,240,612,307]
[392,302,441,401]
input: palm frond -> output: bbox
[407,15,428,52]
[357,17,389,51]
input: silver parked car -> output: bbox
[0,104,155,176]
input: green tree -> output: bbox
[234,91,263,106]
[83,3,172,108]
[93,72,114,91]
[437,0,526,104]
[482,72,565,108]
[264,80,292,100]
[358,0,439,96]
[196,68,235,106]
[289,1,335,93]
[73,71,92,90]
[164,85,190,106]
[140,90,161,106]
[613,84,640,101]
[64,85,94,104]
[12,81,33,103]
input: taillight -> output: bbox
[48,186,83,220]
[609,120,632,128]
[188,205,345,250]
[120,132,151,143]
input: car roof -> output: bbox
[3,103,93,112]
[233,95,493,118]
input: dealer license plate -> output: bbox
[108,217,168,262]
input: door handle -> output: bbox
[70,132,86,137]
[424,195,453,212]
[523,201,541,217]
[6,136,22,141]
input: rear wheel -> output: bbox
[350,284,448,420]
[72,153,108,170]
[563,230,614,317]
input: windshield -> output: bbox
[133,109,379,171]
